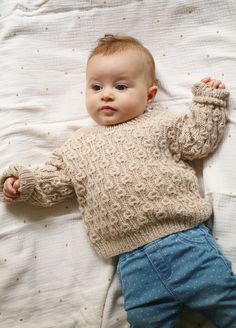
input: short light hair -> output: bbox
[88,34,157,85]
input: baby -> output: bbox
[1,35,236,327]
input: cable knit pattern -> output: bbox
[0,83,229,258]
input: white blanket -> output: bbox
[0,1,236,327]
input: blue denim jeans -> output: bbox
[117,225,236,328]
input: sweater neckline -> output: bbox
[97,109,157,131]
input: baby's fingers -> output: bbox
[201,77,225,89]
[13,179,20,191]
[218,82,225,89]
[201,77,215,88]
[212,80,222,88]
[210,80,225,89]
[201,76,211,83]
[3,177,20,199]
[3,189,19,198]
[4,178,16,193]
[4,196,15,203]
[3,178,20,203]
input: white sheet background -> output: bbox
[0,1,236,327]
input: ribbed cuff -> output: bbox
[0,165,36,202]
[192,96,227,107]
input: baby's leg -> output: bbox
[178,227,236,327]
[162,224,236,327]
[118,225,236,327]
[117,247,183,328]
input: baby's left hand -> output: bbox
[201,77,225,89]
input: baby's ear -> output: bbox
[147,86,158,104]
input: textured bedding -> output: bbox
[0,1,236,327]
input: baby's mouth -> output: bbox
[100,106,116,113]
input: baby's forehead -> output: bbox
[88,49,146,65]
[86,50,149,80]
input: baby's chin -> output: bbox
[102,116,143,127]
[93,114,122,126]
[91,110,146,126]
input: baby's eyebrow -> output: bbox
[116,74,130,80]
[87,76,131,84]
[87,77,100,83]
[116,78,129,82]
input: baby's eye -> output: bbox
[116,84,128,91]
[91,84,102,91]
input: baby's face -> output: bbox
[86,49,155,126]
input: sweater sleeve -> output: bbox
[0,148,75,207]
[167,82,229,161]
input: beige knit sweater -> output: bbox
[0,83,229,258]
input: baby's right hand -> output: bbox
[3,177,20,203]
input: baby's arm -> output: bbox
[167,77,229,161]
[0,147,75,207]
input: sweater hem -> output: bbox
[95,218,209,259]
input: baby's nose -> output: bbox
[101,87,114,101]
